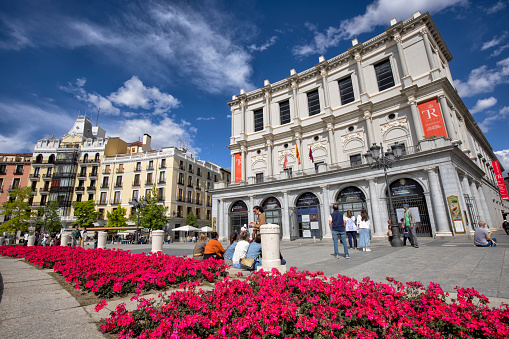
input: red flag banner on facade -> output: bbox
[492,160,509,200]
[296,144,301,164]
[309,147,314,163]
[418,98,448,138]
[234,153,242,183]
[283,155,288,169]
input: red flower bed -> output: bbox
[0,246,227,298]
[101,268,509,338]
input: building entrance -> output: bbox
[229,200,248,234]
[262,197,282,237]
[336,186,367,217]
[293,192,321,240]
[386,178,432,237]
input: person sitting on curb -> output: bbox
[474,221,497,247]
[243,235,262,270]
[232,231,250,268]
[203,231,226,260]
[223,232,239,266]
[192,234,208,260]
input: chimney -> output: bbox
[351,38,358,46]
[390,18,397,26]
[142,134,152,151]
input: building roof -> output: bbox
[127,141,143,146]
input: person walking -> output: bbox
[329,204,349,259]
[345,210,358,250]
[357,208,371,252]
[402,204,418,248]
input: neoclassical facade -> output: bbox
[211,12,507,241]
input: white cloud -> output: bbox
[248,36,278,52]
[485,1,507,14]
[491,44,509,57]
[494,149,509,173]
[196,117,216,121]
[106,116,200,154]
[108,76,179,114]
[0,17,33,50]
[470,97,497,114]
[478,106,509,133]
[293,0,467,57]
[481,32,508,50]
[59,79,120,115]
[454,57,509,97]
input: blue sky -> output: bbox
[0,0,509,172]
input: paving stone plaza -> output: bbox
[1,231,508,338]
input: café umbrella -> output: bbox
[172,225,201,241]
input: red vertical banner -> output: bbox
[418,98,448,138]
[234,153,242,183]
[492,160,509,200]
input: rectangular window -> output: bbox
[307,89,320,116]
[114,191,120,204]
[91,166,98,176]
[374,59,395,91]
[158,188,164,200]
[159,171,165,183]
[196,178,201,189]
[134,174,140,186]
[196,192,201,205]
[279,100,291,125]
[284,168,293,179]
[102,177,109,188]
[350,154,362,167]
[178,173,184,185]
[188,164,193,173]
[314,161,324,173]
[135,162,141,171]
[148,161,154,170]
[338,76,355,105]
[160,159,166,168]
[76,194,82,202]
[179,161,184,170]
[40,195,47,205]
[178,188,183,201]
[0,164,6,174]
[188,176,193,187]
[118,164,124,172]
[187,191,192,203]
[0,178,3,190]
[146,172,153,184]
[88,193,93,201]
[104,165,110,174]
[132,190,139,201]
[145,189,151,196]
[254,108,264,132]
[100,192,107,204]
[115,176,122,187]
[256,173,264,183]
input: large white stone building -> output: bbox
[212,11,508,241]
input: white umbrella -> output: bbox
[172,225,201,242]
[199,226,214,232]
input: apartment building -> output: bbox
[0,153,32,222]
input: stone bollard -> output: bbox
[0,236,4,246]
[151,230,164,253]
[61,233,70,246]
[258,223,286,273]
[27,235,36,246]
[97,232,107,249]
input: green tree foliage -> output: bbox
[73,200,100,228]
[139,185,168,230]
[106,207,128,228]
[184,211,198,227]
[0,186,35,233]
[44,200,62,232]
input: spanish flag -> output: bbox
[296,144,301,164]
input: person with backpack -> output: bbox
[329,204,349,259]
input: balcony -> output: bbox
[178,180,184,185]
[114,182,123,188]
[89,171,98,178]
[132,181,141,187]
[134,167,142,172]
[77,172,87,178]
[75,186,85,192]
[158,179,166,184]
[87,186,96,191]
[145,180,153,185]
[101,183,109,189]
[102,169,111,174]
[31,201,47,207]
[31,188,37,195]
[97,200,107,205]
[146,166,154,170]
[29,173,40,180]
[14,170,24,175]
[157,195,165,201]
[159,164,166,169]
[39,187,50,194]
[42,173,53,180]
[8,185,20,192]
[187,183,193,188]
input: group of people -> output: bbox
[329,205,371,259]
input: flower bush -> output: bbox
[0,246,227,298]
[101,268,509,338]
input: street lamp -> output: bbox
[130,197,148,244]
[364,142,405,247]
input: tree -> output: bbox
[0,186,35,233]
[44,200,62,232]
[184,211,198,227]
[73,200,100,228]
[106,207,128,228]
[139,185,168,230]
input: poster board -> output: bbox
[447,195,465,233]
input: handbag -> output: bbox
[240,257,256,269]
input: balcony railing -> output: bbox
[134,167,142,172]
[187,183,193,188]
[178,180,184,185]
[158,179,166,184]
[114,183,123,188]
[8,185,20,191]
[117,168,124,173]
[145,180,153,185]
[89,172,98,177]
[97,200,107,205]
[160,164,166,169]
[77,172,87,178]
[29,173,40,179]
[87,186,96,191]
[103,169,111,174]
[75,186,85,192]
[132,181,141,187]
[110,200,120,205]
[147,166,154,170]
[43,173,53,179]
[101,183,109,189]
[14,170,24,175]
[39,187,50,193]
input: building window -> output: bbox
[15,165,23,174]
[196,178,201,189]
[0,164,6,174]
[254,108,264,132]
[188,176,193,187]
[279,100,291,125]
[118,164,124,172]
[338,76,355,105]
[158,188,164,201]
[178,188,183,201]
[145,188,151,196]
[76,194,82,202]
[115,176,122,187]
[374,59,395,91]
[135,162,141,171]
[256,173,264,183]
[146,172,153,185]
[148,161,154,170]
[307,89,320,116]
[196,192,201,205]
[314,162,324,173]
[284,168,293,178]
[132,190,139,201]
[100,192,107,204]
[188,164,193,173]
[113,191,120,204]
[350,154,362,166]
[134,174,140,186]
[197,168,201,176]
[187,191,192,203]
[160,159,166,168]
[102,177,109,188]
[159,171,165,183]
[179,160,184,170]
[88,193,93,201]
[178,172,184,185]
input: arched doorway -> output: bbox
[262,197,282,238]
[386,178,432,237]
[294,192,321,239]
[229,200,248,234]
[336,186,367,217]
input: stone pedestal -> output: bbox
[60,233,70,246]
[97,232,107,249]
[151,230,164,253]
[27,235,35,246]
[0,236,4,246]
[257,223,286,273]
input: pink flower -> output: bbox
[94,300,108,312]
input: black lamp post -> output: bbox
[130,197,148,244]
[364,142,405,247]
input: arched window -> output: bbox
[35,154,43,164]
[229,200,248,234]
[296,193,321,238]
[336,186,366,217]
[83,153,89,163]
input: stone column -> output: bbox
[426,168,451,235]
[364,111,375,147]
[460,174,476,233]
[266,139,273,178]
[327,123,338,165]
[230,106,235,136]
[394,33,412,87]
[476,183,493,227]
[354,53,368,102]
[240,98,246,135]
[291,80,300,120]
[408,96,425,142]
[60,233,70,247]
[151,230,164,253]
[321,185,331,238]
[219,199,227,242]
[27,235,35,246]
[264,91,272,128]
[367,178,383,236]
[258,224,286,273]
[320,68,331,110]
[249,195,255,225]
[282,191,291,240]
[439,95,458,142]
[420,28,440,80]
[241,145,247,183]
[457,115,472,155]
[97,231,107,249]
